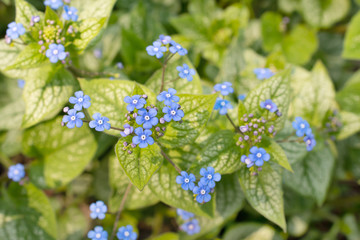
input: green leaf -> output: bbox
[152,233,179,240]
[149,162,215,217]
[261,12,283,52]
[58,207,87,240]
[5,43,47,70]
[238,163,286,231]
[22,117,97,188]
[146,56,202,94]
[260,137,293,172]
[0,183,57,240]
[238,101,247,124]
[337,112,360,140]
[301,0,350,28]
[336,70,360,114]
[158,94,217,148]
[283,146,335,206]
[71,0,116,20]
[244,68,291,130]
[0,42,27,78]
[278,0,301,14]
[22,65,77,128]
[44,7,62,26]
[343,12,360,59]
[115,138,163,191]
[15,0,44,26]
[79,79,156,136]
[224,223,282,240]
[73,18,106,53]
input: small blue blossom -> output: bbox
[8,163,25,182]
[87,226,108,240]
[124,95,146,112]
[89,200,107,220]
[254,68,274,80]
[69,91,91,111]
[120,124,134,137]
[157,88,179,105]
[214,82,234,96]
[44,0,63,10]
[199,167,221,188]
[181,219,201,235]
[162,103,184,122]
[260,99,278,113]
[62,109,84,128]
[146,41,167,58]
[117,225,137,240]
[30,16,40,25]
[176,64,196,81]
[304,133,316,151]
[214,98,233,115]
[176,209,195,220]
[249,146,270,167]
[132,127,154,148]
[62,5,78,21]
[176,171,196,191]
[169,40,188,55]
[46,43,67,63]
[17,79,25,89]
[117,62,124,69]
[6,22,25,40]
[89,113,111,132]
[159,34,171,45]
[136,108,158,129]
[241,155,254,168]
[238,94,246,101]
[292,117,312,137]
[193,182,211,203]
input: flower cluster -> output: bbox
[253,68,274,80]
[176,167,221,204]
[7,163,25,182]
[177,209,200,235]
[292,117,316,151]
[213,82,234,115]
[146,34,188,59]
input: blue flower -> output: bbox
[69,90,91,110]
[213,82,234,96]
[87,226,108,240]
[93,49,102,58]
[124,95,146,112]
[17,79,25,89]
[193,182,211,203]
[146,41,167,58]
[62,109,84,128]
[6,22,25,40]
[304,133,316,151]
[241,155,254,168]
[159,34,171,45]
[136,108,158,129]
[260,99,278,113]
[44,0,63,10]
[292,117,312,137]
[62,5,78,21]
[157,88,179,105]
[249,146,270,167]
[254,68,274,80]
[120,124,134,137]
[89,200,107,220]
[181,219,201,235]
[176,171,196,191]
[162,103,184,122]
[46,44,67,63]
[214,98,233,115]
[176,64,196,81]
[117,62,124,69]
[89,113,111,132]
[238,94,246,101]
[8,163,25,182]
[132,127,154,148]
[117,225,137,240]
[169,40,188,55]
[176,209,195,220]
[199,167,221,188]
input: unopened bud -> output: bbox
[162,127,166,131]
[127,116,131,121]
[127,150,132,154]
[123,142,128,147]
[63,106,69,113]
[131,143,136,148]
[160,118,165,124]
[258,167,262,172]
[61,122,65,127]
[155,127,160,132]
[142,94,148,99]
[133,113,137,118]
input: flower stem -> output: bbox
[110,183,132,240]
[158,146,181,174]
[226,113,241,134]
[159,63,167,93]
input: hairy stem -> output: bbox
[159,63,167,93]
[159,147,181,174]
[226,114,241,134]
[67,65,114,78]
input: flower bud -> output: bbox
[155,127,160,132]
[127,150,132,154]
[253,131,258,136]
[248,113,254,118]
[133,113,137,118]
[63,106,69,113]
[142,94,148,99]
[162,127,166,131]
[244,135,249,140]
[131,143,136,148]
[127,116,131,121]
[123,142,128,147]
[61,121,65,127]
[160,118,165,124]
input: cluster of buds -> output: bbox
[323,110,342,140]
[122,140,137,155]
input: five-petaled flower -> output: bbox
[46,44,67,63]
[176,171,196,191]
[238,94,246,101]
[260,99,278,113]
[176,209,195,220]
[159,34,171,45]
[44,0,63,10]
[292,117,312,137]
[181,219,201,235]
[199,167,221,188]
[120,124,134,137]
[89,200,107,220]
[69,91,91,110]
[146,41,167,58]
[249,146,270,167]
[136,108,158,129]
[177,64,196,81]
[254,68,274,80]
[124,95,146,112]
[214,82,234,96]
[193,182,211,203]
[8,163,25,182]
[214,98,233,115]
[62,109,84,128]
[304,133,316,151]
[62,5,78,21]
[169,40,188,55]
[117,225,138,240]
[87,226,108,240]
[6,22,25,40]
[89,113,111,132]
[241,155,254,168]
[157,88,179,106]
[162,103,184,122]
[132,127,154,148]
